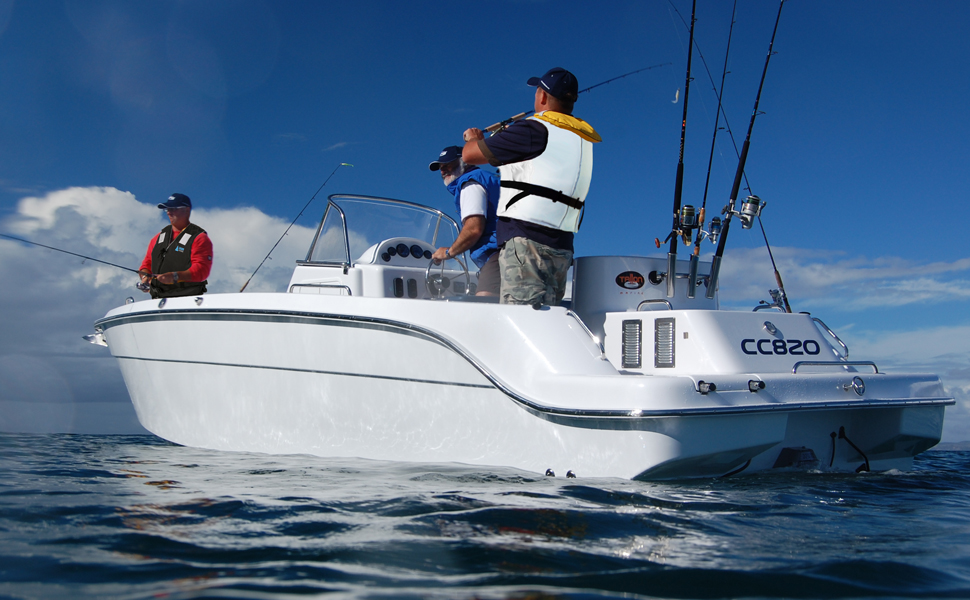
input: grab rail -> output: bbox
[288,283,353,295]
[637,299,673,311]
[753,303,785,312]
[792,361,878,374]
[812,316,848,358]
[566,310,606,358]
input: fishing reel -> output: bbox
[678,205,698,244]
[754,287,788,312]
[706,216,722,243]
[655,204,700,247]
[724,195,765,229]
[692,216,721,245]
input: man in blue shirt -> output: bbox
[429,145,501,296]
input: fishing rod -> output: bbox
[0,232,141,274]
[664,0,697,298]
[239,162,352,292]
[483,63,672,134]
[665,0,751,194]
[687,0,738,299]
[668,0,792,309]
[578,64,674,94]
[668,0,792,310]
[706,0,786,300]
[758,216,792,312]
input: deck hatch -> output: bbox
[655,317,676,368]
[621,319,642,368]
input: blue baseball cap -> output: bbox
[527,67,579,102]
[429,146,463,171]
[158,193,191,210]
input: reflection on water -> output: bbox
[1,433,969,599]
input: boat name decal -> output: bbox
[615,271,645,289]
[741,338,821,356]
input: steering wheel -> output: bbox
[425,255,470,299]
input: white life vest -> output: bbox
[496,115,594,233]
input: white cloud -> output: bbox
[0,186,317,433]
[323,141,350,152]
[718,247,970,310]
[4,186,316,294]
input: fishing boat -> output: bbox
[89,2,952,480]
[89,192,952,479]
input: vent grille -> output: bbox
[621,320,642,369]
[655,317,676,368]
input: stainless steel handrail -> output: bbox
[753,304,785,312]
[565,310,606,358]
[812,316,849,358]
[792,361,878,374]
[288,283,353,295]
[637,299,673,311]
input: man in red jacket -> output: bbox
[138,193,213,299]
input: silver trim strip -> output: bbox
[114,355,493,389]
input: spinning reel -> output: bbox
[654,205,723,248]
[724,195,765,230]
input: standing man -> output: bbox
[429,145,501,296]
[138,193,213,299]
[461,67,601,306]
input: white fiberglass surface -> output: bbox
[307,195,459,264]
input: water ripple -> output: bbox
[1,434,969,599]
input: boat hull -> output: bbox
[97,293,951,480]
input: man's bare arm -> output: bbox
[432,215,486,262]
[461,128,488,165]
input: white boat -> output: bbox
[90,194,952,480]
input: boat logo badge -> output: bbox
[615,271,645,290]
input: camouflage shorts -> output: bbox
[499,237,573,306]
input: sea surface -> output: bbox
[1,434,969,600]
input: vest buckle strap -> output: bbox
[500,181,584,210]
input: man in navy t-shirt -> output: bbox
[461,67,600,306]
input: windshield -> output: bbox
[306,195,460,265]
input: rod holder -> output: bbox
[666,253,677,298]
[705,255,721,299]
[687,254,699,298]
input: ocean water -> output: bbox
[1,434,969,600]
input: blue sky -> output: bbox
[1,0,968,440]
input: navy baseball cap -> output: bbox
[527,67,579,102]
[158,193,191,210]
[429,146,463,171]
